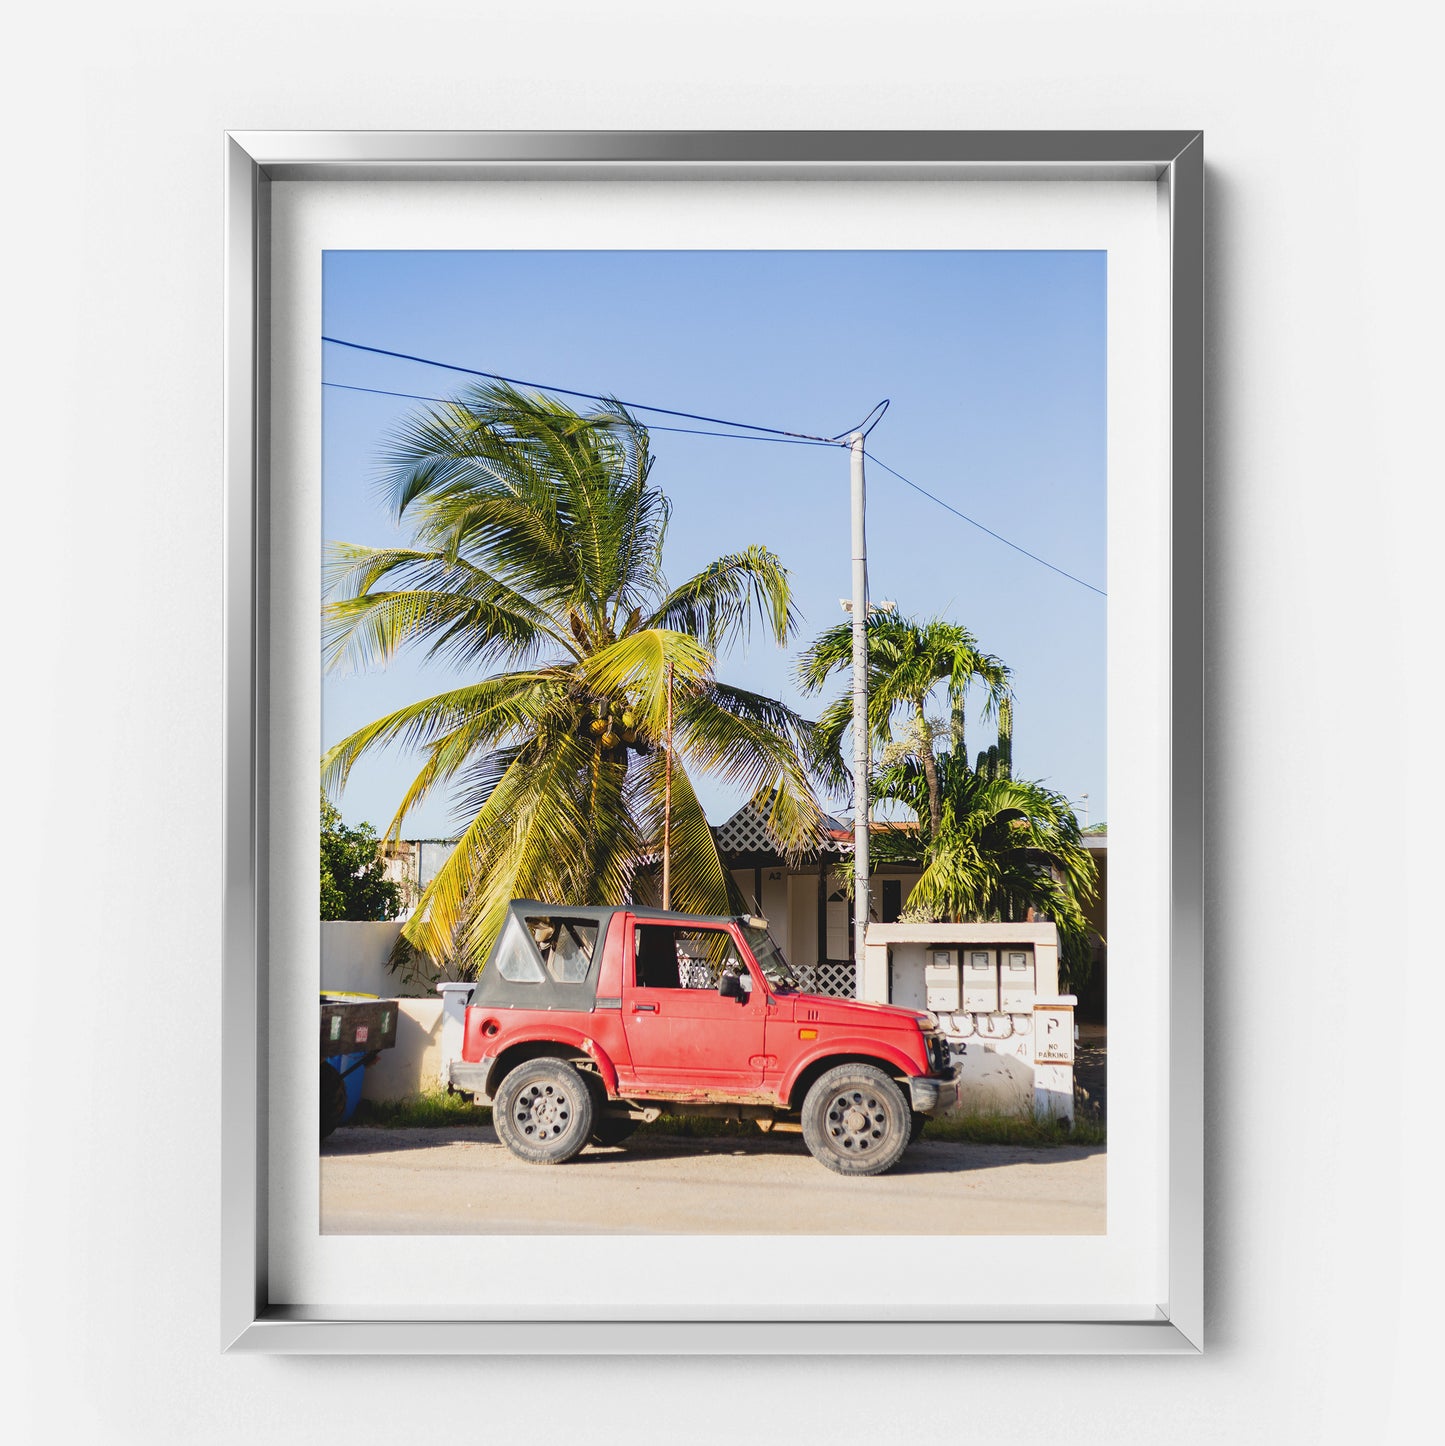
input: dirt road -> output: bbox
[321,1126,1105,1235]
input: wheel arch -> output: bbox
[486,1034,619,1098]
[784,1049,914,1113]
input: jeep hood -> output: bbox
[782,992,930,1031]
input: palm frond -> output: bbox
[323,541,570,672]
[634,747,737,917]
[645,545,797,650]
[320,672,558,799]
[576,628,713,739]
[676,686,825,855]
[401,729,643,968]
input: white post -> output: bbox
[436,981,476,1089]
[850,433,870,996]
[1032,996,1077,1124]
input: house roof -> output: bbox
[391,812,1107,868]
[711,797,852,857]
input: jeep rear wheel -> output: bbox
[801,1064,911,1177]
[494,1058,595,1164]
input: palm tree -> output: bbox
[322,382,826,972]
[796,613,1010,837]
[870,746,1099,987]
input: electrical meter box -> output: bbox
[1000,948,1036,1012]
[962,949,999,1013]
[924,948,961,1012]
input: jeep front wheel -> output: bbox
[801,1065,911,1177]
[494,1058,595,1165]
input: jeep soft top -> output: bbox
[470,898,755,1012]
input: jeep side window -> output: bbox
[492,913,546,983]
[633,925,744,990]
[524,916,598,983]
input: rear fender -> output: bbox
[481,1024,620,1097]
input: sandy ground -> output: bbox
[320,1126,1106,1235]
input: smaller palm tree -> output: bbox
[871,747,1099,987]
[796,613,1010,837]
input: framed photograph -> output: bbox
[223,131,1203,1353]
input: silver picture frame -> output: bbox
[222,129,1204,1353]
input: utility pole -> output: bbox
[850,432,870,996]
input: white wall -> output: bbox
[359,1000,446,1101]
[319,920,423,998]
[4,2,1441,1442]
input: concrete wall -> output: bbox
[320,920,434,998]
[862,922,1072,1119]
[864,921,1061,1002]
[359,999,445,1100]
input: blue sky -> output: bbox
[322,250,1106,839]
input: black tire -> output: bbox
[493,1057,595,1165]
[590,1115,639,1148]
[320,1062,347,1141]
[801,1064,912,1177]
[909,1111,928,1146]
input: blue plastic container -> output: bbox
[330,1050,368,1125]
[321,990,380,1128]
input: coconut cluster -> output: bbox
[581,697,650,762]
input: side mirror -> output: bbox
[718,970,745,1000]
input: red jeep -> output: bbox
[448,900,959,1176]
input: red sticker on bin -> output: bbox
[354,1026,369,1043]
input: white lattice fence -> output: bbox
[801,961,857,998]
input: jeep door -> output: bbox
[622,921,766,1092]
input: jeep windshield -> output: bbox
[742,924,803,992]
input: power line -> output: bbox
[321,382,842,448]
[863,450,1107,598]
[323,335,855,445]
[321,346,1102,597]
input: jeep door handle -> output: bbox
[632,1002,658,1013]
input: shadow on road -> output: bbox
[323,1126,1105,1175]
[322,1125,500,1156]
[890,1140,1106,1176]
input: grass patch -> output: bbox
[920,1112,1106,1148]
[351,1093,490,1129]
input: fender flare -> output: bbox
[781,1037,922,1106]
[484,1027,620,1097]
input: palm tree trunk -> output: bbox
[917,702,942,838]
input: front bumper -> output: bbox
[906,1074,960,1115]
